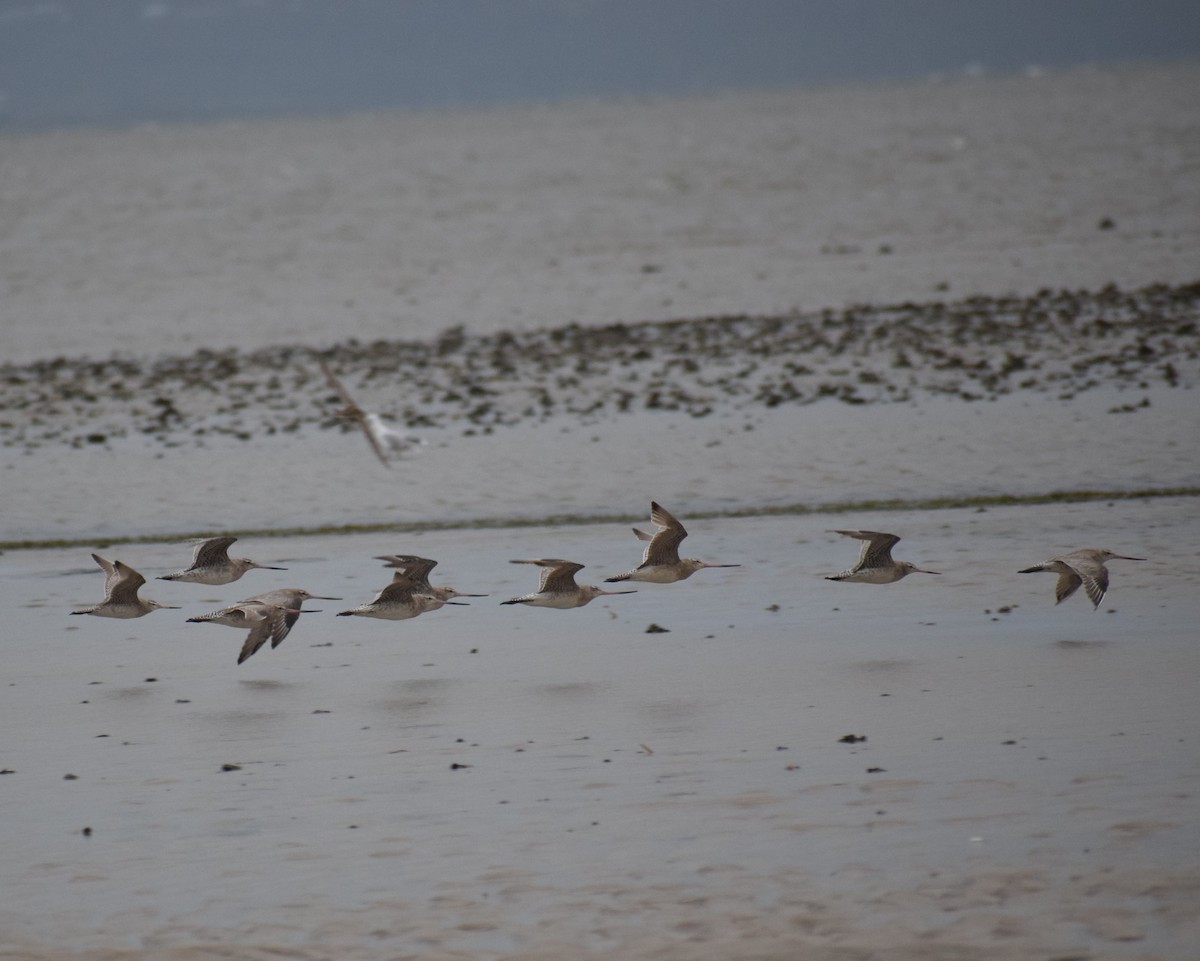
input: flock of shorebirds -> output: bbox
[70,502,1144,665]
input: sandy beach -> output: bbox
[2,62,1199,960]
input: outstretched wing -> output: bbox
[1054,571,1083,605]
[237,611,279,664]
[833,530,900,571]
[91,554,120,595]
[192,536,237,567]
[1068,559,1109,609]
[510,558,584,593]
[318,358,391,467]
[372,575,424,605]
[539,561,584,593]
[376,554,438,588]
[106,560,147,603]
[641,503,688,566]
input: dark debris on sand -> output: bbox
[2,282,1197,451]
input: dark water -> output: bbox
[2,0,1199,130]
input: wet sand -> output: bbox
[3,283,1198,545]
[3,499,1200,961]
[3,63,1198,366]
[2,61,1200,960]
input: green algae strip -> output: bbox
[5,486,1198,553]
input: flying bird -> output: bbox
[504,558,636,609]
[825,530,940,584]
[606,502,740,583]
[318,357,425,467]
[1019,548,1144,609]
[72,554,180,618]
[158,536,286,586]
[374,554,487,602]
[187,601,317,665]
[336,573,455,620]
[238,587,341,652]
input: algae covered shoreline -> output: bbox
[2,281,1197,455]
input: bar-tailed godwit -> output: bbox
[158,536,286,585]
[375,554,487,602]
[503,559,636,609]
[605,502,740,583]
[239,587,341,650]
[71,554,180,618]
[825,530,941,583]
[187,601,316,664]
[336,574,452,620]
[318,358,424,467]
[1019,548,1144,609]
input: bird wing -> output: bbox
[388,568,434,592]
[834,530,900,570]
[318,359,391,467]
[649,502,687,538]
[539,561,584,593]
[1070,561,1109,609]
[91,554,120,595]
[107,561,147,603]
[270,609,301,649]
[237,611,278,664]
[378,555,438,585]
[377,553,435,569]
[365,413,419,454]
[642,526,685,566]
[193,536,237,567]
[355,414,392,468]
[372,576,423,604]
[509,558,580,592]
[239,591,313,633]
[318,358,361,408]
[1054,571,1083,605]
[638,503,687,565]
[1079,573,1107,609]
